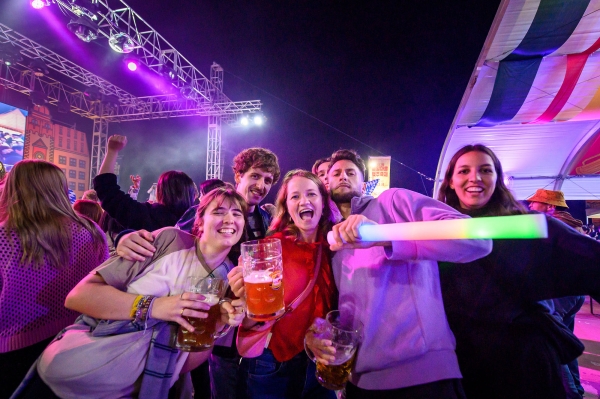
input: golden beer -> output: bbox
[176,295,225,352]
[244,270,285,321]
[315,347,356,390]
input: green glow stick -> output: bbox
[327,214,548,244]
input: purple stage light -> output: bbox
[127,61,137,71]
[31,0,44,9]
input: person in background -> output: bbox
[81,189,100,203]
[229,170,338,398]
[129,174,141,201]
[73,199,103,224]
[93,135,197,231]
[176,179,226,233]
[312,157,331,190]
[0,160,109,398]
[527,188,586,399]
[436,144,600,399]
[307,149,492,399]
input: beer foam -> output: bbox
[201,294,220,306]
[244,270,273,284]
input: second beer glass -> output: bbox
[315,310,363,390]
[176,276,231,352]
[241,238,285,321]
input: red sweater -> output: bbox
[266,232,337,362]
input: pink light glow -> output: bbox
[127,61,138,71]
[31,0,44,9]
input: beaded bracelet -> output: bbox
[129,295,144,318]
[133,295,155,326]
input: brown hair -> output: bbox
[437,144,526,216]
[232,148,281,184]
[73,199,103,224]
[312,157,330,174]
[0,160,106,269]
[156,170,197,219]
[269,169,336,240]
[329,149,366,182]
[191,183,248,237]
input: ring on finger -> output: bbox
[180,307,185,316]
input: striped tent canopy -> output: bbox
[435,0,600,200]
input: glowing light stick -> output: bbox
[327,214,548,245]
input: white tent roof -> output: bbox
[435,0,600,200]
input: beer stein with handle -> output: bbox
[310,310,363,390]
[176,276,232,352]
[241,238,285,321]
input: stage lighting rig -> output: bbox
[160,65,177,80]
[109,32,135,54]
[31,0,45,9]
[123,54,139,71]
[0,47,23,66]
[83,86,102,101]
[67,17,98,42]
[28,59,49,77]
[30,90,48,106]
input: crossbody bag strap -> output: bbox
[278,243,323,320]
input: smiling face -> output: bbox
[235,167,274,211]
[286,176,324,243]
[450,151,497,210]
[197,198,245,251]
[328,159,364,204]
[315,161,330,190]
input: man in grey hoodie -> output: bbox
[319,149,492,399]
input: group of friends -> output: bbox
[1,135,600,399]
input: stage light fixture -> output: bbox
[240,115,249,126]
[180,85,195,99]
[253,114,264,126]
[108,32,135,54]
[30,90,48,106]
[123,55,139,71]
[159,65,177,80]
[67,17,98,43]
[29,59,49,77]
[83,86,102,101]
[57,99,71,113]
[31,0,44,9]
[0,47,23,66]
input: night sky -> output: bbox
[0,0,500,202]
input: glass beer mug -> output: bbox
[176,277,231,352]
[310,310,363,390]
[241,238,285,321]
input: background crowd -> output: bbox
[0,137,599,399]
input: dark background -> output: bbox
[0,0,501,203]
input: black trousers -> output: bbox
[345,378,466,399]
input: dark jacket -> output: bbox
[439,214,600,399]
[94,173,183,232]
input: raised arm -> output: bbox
[99,135,127,175]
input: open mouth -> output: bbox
[299,209,314,220]
[218,228,236,235]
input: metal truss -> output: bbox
[53,0,232,106]
[0,17,261,180]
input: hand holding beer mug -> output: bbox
[176,277,232,352]
[306,310,363,390]
[241,238,285,321]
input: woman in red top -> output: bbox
[229,169,339,399]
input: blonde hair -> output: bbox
[269,169,336,240]
[0,160,106,269]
